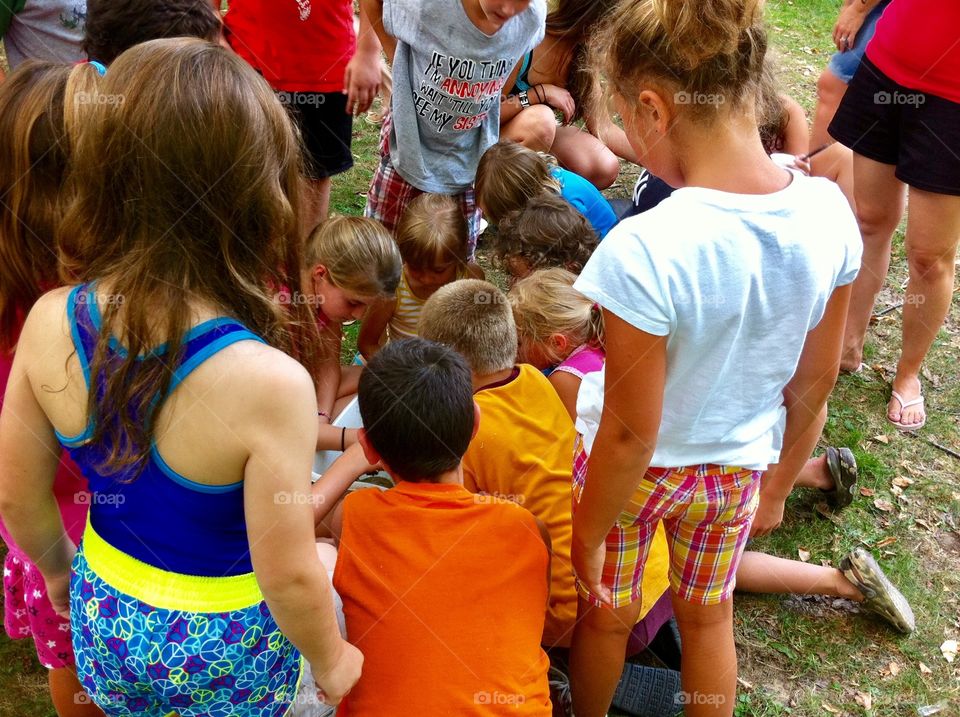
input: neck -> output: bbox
[400,465,463,486]
[674,111,792,194]
[462,0,501,34]
[472,367,515,392]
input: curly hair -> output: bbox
[493,194,598,278]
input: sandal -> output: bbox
[888,390,926,432]
[840,548,915,634]
[822,447,857,510]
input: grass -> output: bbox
[3,1,959,714]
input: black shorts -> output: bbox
[829,56,960,196]
[278,91,354,180]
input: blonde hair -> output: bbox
[306,215,402,298]
[395,193,469,269]
[593,0,767,124]
[474,141,562,224]
[419,280,516,375]
[509,268,604,366]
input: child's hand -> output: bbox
[749,489,785,538]
[43,570,72,618]
[313,639,364,706]
[571,540,613,606]
[539,84,575,125]
[343,50,382,116]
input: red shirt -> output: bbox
[866,0,960,104]
[224,0,356,93]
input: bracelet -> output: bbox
[534,84,544,104]
[317,410,331,421]
[518,90,530,108]
[340,427,346,452]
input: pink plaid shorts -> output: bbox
[364,112,481,258]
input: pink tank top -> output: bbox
[553,344,605,380]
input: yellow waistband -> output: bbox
[81,519,264,612]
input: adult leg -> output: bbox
[890,187,960,426]
[500,105,557,153]
[551,125,620,190]
[49,667,105,717]
[671,597,736,717]
[810,69,848,157]
[300,177,333,239]
[569,597,644,717]
[841,155,907,370]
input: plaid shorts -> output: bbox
[572,436,761,607]
[364,112,481,258]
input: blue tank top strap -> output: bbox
[512,50,534,93]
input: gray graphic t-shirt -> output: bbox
[384,0,546,193]
[2,0,86,68]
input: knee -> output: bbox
[816,69,846,107]
[577,600,638,639]
[906,245,956,280]
[671,594,732,629]
[855,201,901,239]
[510,105,557,152]
[584,152,620,190]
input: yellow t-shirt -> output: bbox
[462,364,670,647]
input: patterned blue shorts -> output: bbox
[71,544,302,717]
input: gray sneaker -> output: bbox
[840,548,915,634]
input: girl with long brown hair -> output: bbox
[0,38,360,716]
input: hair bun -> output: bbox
[655,0,764,69]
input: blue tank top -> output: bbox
[510,50,534,93]
[57,284,266,577]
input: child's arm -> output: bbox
[345,3,385,116]
[548,371,581,422]
[0,299,75,616]
[359,0,395,63]
[315,325,352,451]
[465,262,486,281]
[570,312,666,604]
[356,298,394,360]
[751,284,853,537]
[242,357,362,705]
[779,94,810,160]
[312,442,380,534]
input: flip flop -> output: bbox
[840,548,915,634]
[888,390,926,432]
[822,446,858,509]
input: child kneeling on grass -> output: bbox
[323,337,553,716]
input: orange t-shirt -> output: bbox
[333,481,552,717]
[463,365,670,647]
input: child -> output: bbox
[224,0,383,227]
[327,337,553,715]
[359,0,547,256]
[475,140,617,239]
[419,280,678,716]
[507,268,604,420]
[0,59,103,717]
[357,193,484,358]
[0,0,85,77]
[302,215,401,451]
[82,0,223,64]
[493,194,597,283]
[567,2,863,716]
[0,38,360,715]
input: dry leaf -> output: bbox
[941,639,958,662]
[822,703,841,714]
[855,692,873,710]
[859,487,876,497]
[875,536,898,548]
[873,434,890,444]
[874,498,895,512]
[892,476,914,488]
[891,485,904,497]
[889,661,901,676]
[798,548,811,562]
[919,662,933,674]
[915,518,934,531]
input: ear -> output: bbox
[637,88,674,135]
[357,428,381,465]
[312,264,327,282]
[471,400,481,441]
[550,333,569,355]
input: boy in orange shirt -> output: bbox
[324,337,553,716]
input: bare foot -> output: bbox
[839,346,863,374]
[888,374,925,429]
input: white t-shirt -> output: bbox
[574,173,862,470]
